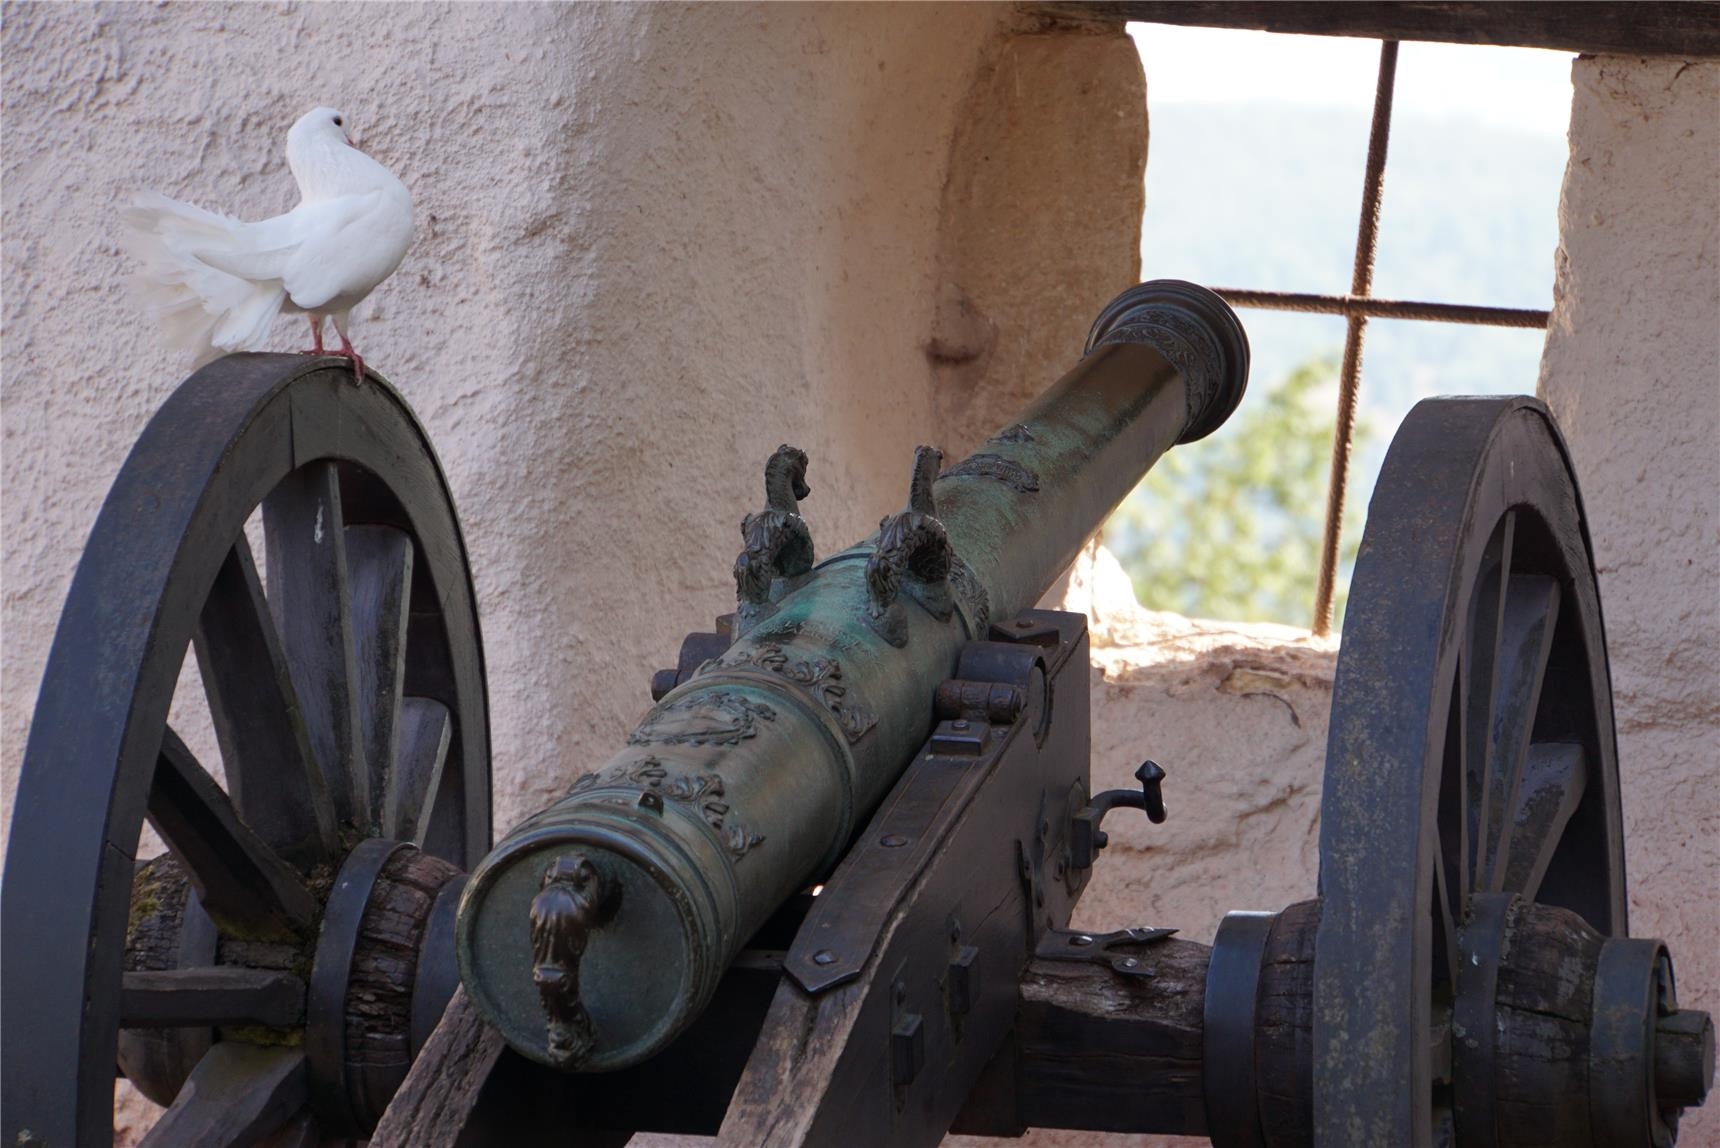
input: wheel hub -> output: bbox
[121,838,467,1136]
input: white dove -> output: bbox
[124,106,413,382]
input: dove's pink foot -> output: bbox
[333,334,365,385]
[300,317,327,357]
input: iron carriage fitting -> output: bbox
[1,282,1711,1148]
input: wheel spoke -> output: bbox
[1433,1104,1458,1148]
[1500,742,1588,900]
[1430,838,1461,1000]
[137,1043,307,1148]
[121,968,305,1028]
[1436,683,1469,906]
[387,698,452,844]
[264,461,368,826]
[1429,1014,1454,1089]
[150,728,319,936]
[420,759,468,865]
[1462,511,1514,890]
[193,539,338,865]
[1481,576,1561,891]
[348,525,415,834]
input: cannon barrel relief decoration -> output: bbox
[3,282,1712,1148]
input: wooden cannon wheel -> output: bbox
[1,356,491,1148]
[1313,396,1632,1146]
[1014,396,1705,1148]
[1177,397,1708,1148]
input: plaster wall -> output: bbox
[2,0,1017,847]
[1,0,1153,846]
[930,31,1149,455]
[1536,54,1720,1147]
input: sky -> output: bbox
[1128,24,1575,137]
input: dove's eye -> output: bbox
[333,116,343,127]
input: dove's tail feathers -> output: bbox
[123,192,289,366]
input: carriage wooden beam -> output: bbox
[1035,2,1720,59]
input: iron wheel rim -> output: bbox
[1312,395,1626,1147]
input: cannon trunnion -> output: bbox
[2,283,1711,1148]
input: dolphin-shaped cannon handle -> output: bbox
[528,853,619,1069]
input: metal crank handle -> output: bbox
[1070,761,1167,870]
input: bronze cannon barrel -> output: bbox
[456,281,1249,1070]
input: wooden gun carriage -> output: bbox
[3,282,1711,1148]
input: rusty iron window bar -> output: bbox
[1200,40,1551,636]
[1214,290,1549,329]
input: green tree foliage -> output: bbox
[1101,355,1368,627]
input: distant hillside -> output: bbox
[1141,102,1565,421]
[1109,102,1568,622]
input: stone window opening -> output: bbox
[1104,25,1572,634]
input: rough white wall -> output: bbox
[931,29,1149,455]
[1,0,1018,848]
[0,0,1158,847]
[1059,547,1333,940]
[1537,53,1720,1147]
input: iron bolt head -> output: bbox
[813,949,836,966]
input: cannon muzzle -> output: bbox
[455,281,1250,1070]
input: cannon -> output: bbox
[2,281,1711,1148]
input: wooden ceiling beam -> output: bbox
[1032,2,1720,59]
